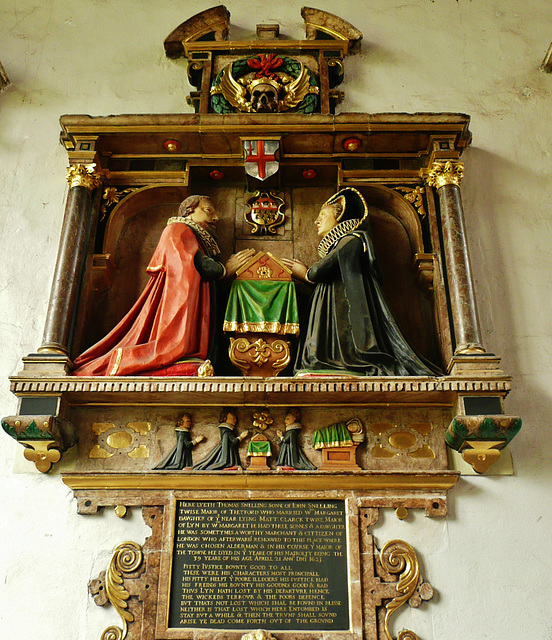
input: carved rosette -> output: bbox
[66,163,102,192]
[91,541,144,640]
[426,161,464,189]
[229,336,291,377]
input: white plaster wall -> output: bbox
[1,1,551,638]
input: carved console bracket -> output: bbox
[446,414,522,474]
[1,415,76,472]
[229,336,291,376]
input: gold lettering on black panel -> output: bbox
[169,500,349,631]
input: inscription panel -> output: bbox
[169,499,349,631]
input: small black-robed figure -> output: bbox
[154,413,205,470]
[275,408,316,470]
[193,408,249,470]
[283,187,441,377]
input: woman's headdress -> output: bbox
[318,187,370,257]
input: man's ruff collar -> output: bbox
[167,216,221,257]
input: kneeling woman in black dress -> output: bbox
[283,187,440,377]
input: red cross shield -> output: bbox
[243,140,279,181]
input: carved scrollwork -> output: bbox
[394,186,427,219]
[380,539,424,640]
[100,187,138,220]
[229,337,290,376]
[94,541,143,640]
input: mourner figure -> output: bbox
[154,413,204,470]
[73,195,254,376]
[193,408,249,470]
[276,408,316,470]
[283,187,441,376]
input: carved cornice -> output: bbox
[9,375,513,407]
[63,470,459,492]
[66,163,102,192]
[425,161,464,189]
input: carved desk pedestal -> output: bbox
[318,444,361,470]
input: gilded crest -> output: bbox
[211,54,319,114]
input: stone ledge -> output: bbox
[10,375,512,406]
[62,469,459,492]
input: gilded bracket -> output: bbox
[2,415,76,473]
[446,414,522,474]
[394,185,427,219]
[21,440,62,473]
[89,541,144,640]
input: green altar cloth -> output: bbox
[223,280,300,335]
[313,422,353,449]
[247,439,272,456]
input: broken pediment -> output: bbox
[163,6,362,114]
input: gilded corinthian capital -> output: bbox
[66,163,102,192]
[425,161,464,189]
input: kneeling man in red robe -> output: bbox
[73,195,253,376]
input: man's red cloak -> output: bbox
[73,222,215,376]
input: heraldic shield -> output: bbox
[243,139,279,180]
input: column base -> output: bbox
[19,353,73,376]
[447,352,504,376]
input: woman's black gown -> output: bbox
[296,227,440,377]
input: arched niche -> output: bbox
[82,185,190,351]
[75,181,441,369]
[355,185,440,364]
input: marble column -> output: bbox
[38,164,102,356]
[426,161,485,355]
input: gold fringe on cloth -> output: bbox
[223,320,300,336]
